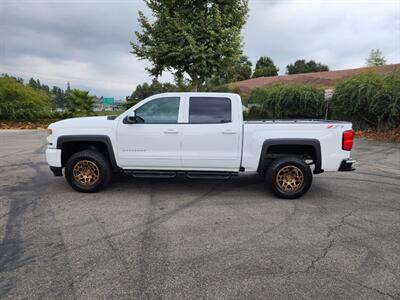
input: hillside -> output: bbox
[229,63,400,94]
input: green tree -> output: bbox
[51,86,65,109]
[231,55,252,81]
[65,89,95,115]
[0,75,52,120]
[29,78,40,89]
[1,73,24,84]
[366,49,386,66]
[131,79,170,101]
[131,0,249,91]
[286,59,329,74]
[252,56,279,78]
[211,55,252,85]
[132,82,152,101]
[132,77,196,101]
[174,74,192,92]
[28,77,50,94]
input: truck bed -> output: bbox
[241,120,353,172]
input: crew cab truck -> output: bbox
[46,92,355,199]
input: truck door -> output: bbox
[181,96,242,171]
[117,96,182,169]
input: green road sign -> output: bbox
[102,97,115,106]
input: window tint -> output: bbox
[189,97,231,124]
[135,97,180,123]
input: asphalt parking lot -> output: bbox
[0,130,399,299]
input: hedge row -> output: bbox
[247,71,400,130]
[248,84,325,119]
[331,72,400,130]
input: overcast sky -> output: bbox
[1,0,399,99]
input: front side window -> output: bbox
[189,97,231,124]
[135,97,180,123]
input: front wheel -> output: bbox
[266,157,312,199]
[65,150,112,193]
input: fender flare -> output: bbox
[56,135,119,171]
[258,138,323,174]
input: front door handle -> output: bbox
[222,129,237,134]
[164,129,179,134]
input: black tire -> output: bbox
[266,156,312,199]
[65,150,112,193]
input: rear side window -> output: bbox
[189,97,231,124]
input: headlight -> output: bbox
[47,128,52,135]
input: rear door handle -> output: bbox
[164,129,179,134]
[222,129,237,134]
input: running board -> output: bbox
[125,170,238,179]
[130,170,177,178]
[186,171,237,179]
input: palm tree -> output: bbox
[65,89,95,115]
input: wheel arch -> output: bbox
[56,135,120,171]
[257,138,323,174]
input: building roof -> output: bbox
[229,64,400,94]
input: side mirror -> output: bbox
[126,115,137,124]
[124,112,144,124]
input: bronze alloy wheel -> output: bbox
[276,165,305,193]
[73,160,100,186]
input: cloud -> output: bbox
[244,0,400,73]
[0,0,399,98]
[0,0,170,98]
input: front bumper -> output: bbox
[46,148,61,167]
[46,148,62,176]
[50,166,63,176]
[46,148,63,177]
[338,158,356,171]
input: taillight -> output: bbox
[342,129,354,151]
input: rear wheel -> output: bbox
[65,150,112,193]
[266,157,312,199]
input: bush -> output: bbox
[243,106,268,120]
[331,72,400,130]
[49,111,74,120]
[249,84,325,119]
[0,76,53,120]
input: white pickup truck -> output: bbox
[46,92,355,199]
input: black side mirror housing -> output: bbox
[124,115,144,124]
[126,115,137,124]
